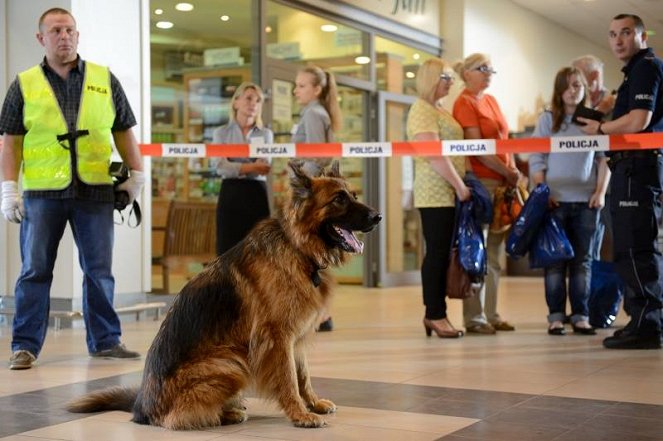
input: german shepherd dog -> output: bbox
[67,161,381,429]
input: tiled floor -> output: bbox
[1,277,663,440]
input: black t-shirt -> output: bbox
[613,48,663,133]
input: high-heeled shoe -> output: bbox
[423,318,464,338]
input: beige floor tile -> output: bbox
[2,276,662,440]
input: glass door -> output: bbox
[371,91,421,287]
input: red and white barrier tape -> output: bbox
[139,133,663,158]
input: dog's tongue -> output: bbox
[339,228,364,254]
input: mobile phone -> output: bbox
[572,105,604,126]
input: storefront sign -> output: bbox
[336,0,439,36]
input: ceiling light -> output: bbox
[220,15,230,21]
[321,24,338,32]
[354,56,371,65]
[154,8,163,15]
[156,21,174,29]
[175,2,194,11]
[413,53,420,60]
[405,72,415,79]
[265,26,273,33]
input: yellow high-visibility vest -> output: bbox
[19,61,115,190]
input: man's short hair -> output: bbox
[613,13,645,33]
[38,8,75,32]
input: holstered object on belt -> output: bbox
[608,149,661,171]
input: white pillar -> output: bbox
[0,0,150,306]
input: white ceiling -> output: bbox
[510,0,663,49]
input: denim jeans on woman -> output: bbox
[12,198,122,356]
[544,202,599,324]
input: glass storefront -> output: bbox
[148,0,439,290]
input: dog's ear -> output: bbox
[326,160,341,178]
[288,160,313,199]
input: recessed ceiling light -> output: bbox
[156,21,174,29]
[220,15,230,21]
[413,53,420,60]
[354,56,371,65]
[175,3,194,12]
[405,71,415,79]
[265,26,273,33]
[154,8,163,15]
[321,24,338,32]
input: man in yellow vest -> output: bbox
[0,8,144,369]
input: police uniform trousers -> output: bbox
[216,178,270,256]
[609,152,663,338]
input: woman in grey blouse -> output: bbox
[212,82,273,255]
[292,66,342,331]
[292,65,342,177]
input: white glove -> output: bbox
[116,170,145,205]
[1,180,24,223]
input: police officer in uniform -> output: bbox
[0,8,144,369]
[580,13,663,349]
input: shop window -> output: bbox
[375,36,437,95]
[266,1,370,80]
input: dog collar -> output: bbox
[309,259,325,288]
[311,269,321,288]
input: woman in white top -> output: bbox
[212,82,273,255]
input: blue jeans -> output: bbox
[12,198,121,356]
[544,202,599,324]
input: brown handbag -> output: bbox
[446,247,477,299]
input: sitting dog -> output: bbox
[67,160,381,429]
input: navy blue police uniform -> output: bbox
[604,47,663,349]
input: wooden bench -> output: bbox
[0,301,167,330]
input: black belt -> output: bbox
[609,149,661,163]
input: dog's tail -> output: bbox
[67,386,138,413]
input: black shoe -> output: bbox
[317,317,333,332]
[90,343,140,359]
[572,325,596,335]
[603,334,662,350]
[548,326,566,336]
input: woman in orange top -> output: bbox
[453,53,520,335]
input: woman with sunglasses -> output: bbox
[408,58,469,339]
[453,53,519,335]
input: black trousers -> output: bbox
[610,154,663,337]
[419,207,456,320]
[216,179,270,256]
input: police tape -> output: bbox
[140,132,663,158]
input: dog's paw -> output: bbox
[292,412,327,428]
[310,398,336,414]
[221,408,248,425]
